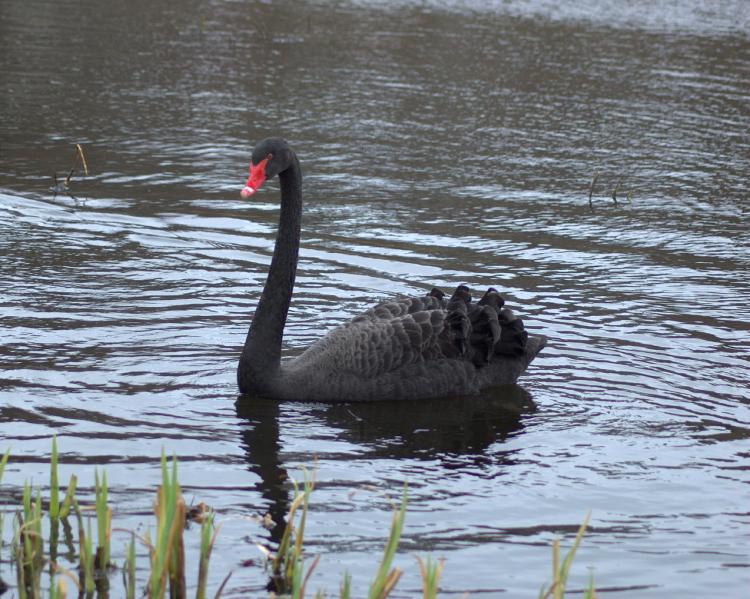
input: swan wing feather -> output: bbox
[293,307,454,379]
[293,286,529,378]
[347,292,446,326]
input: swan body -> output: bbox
[237,138,546,401]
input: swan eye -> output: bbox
[266,153,274,161]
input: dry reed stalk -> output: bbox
[75,144,89,176]
[612,177,622,206]
[588,173,599,207]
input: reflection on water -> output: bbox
[318,387,534,458]
[235,388,535,591]
[238,388,533,481]
[1,0,749,596]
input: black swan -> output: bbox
[237,138,546,401]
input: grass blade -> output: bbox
[270,469,317,594]
[583,569,597,599]
[588,173,598,207]
[297,553,321,599]
[558,512,590,593]
[15,514,28,599]
[94,468,111,570]
[539,512,591,599]
[340,572,352,599]
[150,451,172,598]
[75,143,89,176]
[368,485,407,599]
[123,533,136,599]
[196,513,220,599]
[50,435,60,521]
[167,452,187,599]
[0,446,10,484]
[149,450,186,599]
[58,474,78,520]
[416,556,444,599]
[213,570,233,599]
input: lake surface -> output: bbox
[1,0,749,596]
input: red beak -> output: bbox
[240,158,269,198]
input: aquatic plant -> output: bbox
[15,482,44,598]
[416,555,444,599]
[196,510,220,599]
[538,512,596,599]
[0,442,225,599]
[367,486,407,599]
[51,143,89,200]
[0,440,597,598]
[49,437,59,523]
[123,533,137,599]
[265,467,318,597]
[588,172,632,208]
[588,172,599,207]
[148,450,188,599]
[94,467,112,571]
[612,177,623,206]
[74,501,96,595]
[263,476,408,599]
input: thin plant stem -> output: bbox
[539,512,591,599]
[0,446,10,483]
[123,533,136,599]
[50,435,60,521]
[588,173,599,207]
[368,485,407,599]
[416,556,444,599]
[197,513,221,599]
[58,474,78,520]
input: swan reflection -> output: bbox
[234,385,534,547]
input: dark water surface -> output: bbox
[1,0,749,596]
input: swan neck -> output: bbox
[239,153,302,393]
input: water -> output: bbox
[1,0,749,596]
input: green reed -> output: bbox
[49,437,60,522]
[0,446,9,483]
[47,574,68,599]
[538,511,595,599]
[1,441,231,599]
[196,511,220,599]
[16,483,45,599]
[94,468,111,571]
[74,500,96,595]
[13,517,26,599]
[123,533,137,599]
[367,486,407,599]
[268,467,317,597]
[0,440,598,599]
[148,450,186,599]
[57,474,77,521]
[0,447,8,557]
[266,477,409,599]
[339,572,352,599]
[416,555,444,599]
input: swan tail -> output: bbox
[444,286,533,362]
[467,288,505,364]
[339,285,540,377]
[445,285,473,356]
[469,305,502,365]
[493,307,529,356]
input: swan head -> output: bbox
[241,137,294,198]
